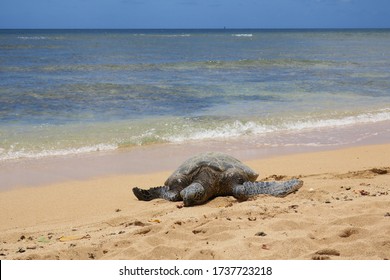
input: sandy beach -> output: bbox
[0,143,390,260]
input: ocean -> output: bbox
[1,29,390,162]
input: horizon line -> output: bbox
[1,27,390,30]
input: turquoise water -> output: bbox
[1,29,390,161]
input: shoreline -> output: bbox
[1,119,390,190]
[1,142,389,259]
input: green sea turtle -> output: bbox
[132,152,303,207]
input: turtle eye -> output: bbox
[238,177,245,184]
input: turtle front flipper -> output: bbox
[232,178,303,200]
[180,182,210,207]
[132,186,181,202]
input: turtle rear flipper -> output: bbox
[232,179,303,200]
[132,186,182,202]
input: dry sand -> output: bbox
[0,144,389,260]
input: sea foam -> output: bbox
[0,143,118,161]
[163,109,390,143]
[17,36,47,40]
[232,34,253,37]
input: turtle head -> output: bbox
[221,168,259,189]
[180,182,207,207]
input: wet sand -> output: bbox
[0,143,389,260]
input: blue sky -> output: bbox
[1,0,389,29]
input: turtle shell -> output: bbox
[165,152,258,185]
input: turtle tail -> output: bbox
[132,186,167,201]
[232,178,303,200]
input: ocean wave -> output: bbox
[287,109,390,131]
[232,34,253,37]
[0,143,117,161]
[163,109,390,143]
[164,120,273,143]
[163,34,191,37]
[17,36,48,40]
[134,34,191,37]
[1,109,389,162]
